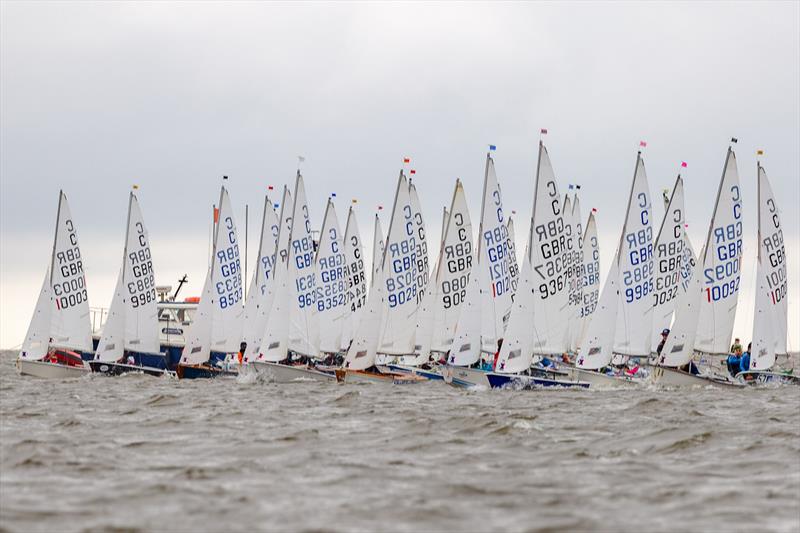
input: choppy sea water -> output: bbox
[1,351,799,533]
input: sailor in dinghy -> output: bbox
[175,183,244,379]
[17,191,93,378]
[89,189,166,376]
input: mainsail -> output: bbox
[695,148,742,354]
[756,163,787,357]
[527,141,570,355]
[613,152,654,356]
[95,192,160,362]
[287,172,320,357]
[342,213,387,369]
[478,154,513,351]
[567,195,584,352]
[650,176,687,352]
[315,199,348,353]
[576,210,600,350]
[430,180,474,353]
[181,186,243,364]
[378,171,419,355]
[340,207,366,351]
[241,193,279,358]
[46,191,92,353]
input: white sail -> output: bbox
[430,180,474,352]
[95,272,126,362]
[695,148,742,354]
[409,181,430,302]
[494,259,537,373]
[613,153,654,356]
[750,258,775,371]
[340,207,366,351]
[651,176,687,352]
[181,187,243,364]
[48,191,92,353]
[315,199,348,353]
[478,155,513,350]
[242,194,279,356]
[246,188,291,360]
[757,164,788,356]
[97,192,160,363]
[576,260,620,370]
[576,211,600,349]
[257,262,291,362]
[19,271,53,360]
[287,172,320,357]
[181,267,215,365]
[343,267,385,370]
[447,257,482,366]
[506,217,520,298]
[658,247,706,368]
[567,195,584,352]
[527,142,570,355]
[120,194,159,353]
[378,172,419,355]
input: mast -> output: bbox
[49,191,64,287]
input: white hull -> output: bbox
[250,361,334,383]
[650,366,741,388]
[441,365,492,389]
[566,367,639,388]
[16,359,89,379]
[335,368,425,385]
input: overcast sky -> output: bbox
[1,1,798,350]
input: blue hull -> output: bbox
[176,364,237,380]
[387,365,444,381]
[486,373,590,389]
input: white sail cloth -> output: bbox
[95,193,160,362]
[181,186,243,365]
[695,148,742,354]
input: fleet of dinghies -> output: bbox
[16,139,797,388]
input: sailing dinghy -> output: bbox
[249,173,334,382]
[486,142,589,389]
[89,191,165,376]
[652,146,744,387]
[176,185,244,379]
[389,180,473,380]
[336,171,425,384]
[733,162,796,385]
[17,191,93,378]
[239,189,281,369]
[441,151,522,388]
